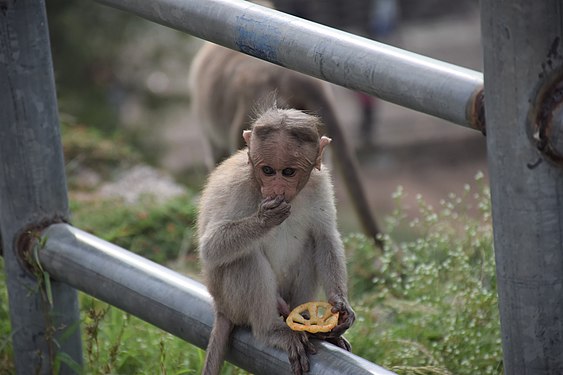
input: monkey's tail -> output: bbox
[317,100,384,249]
[202,311,234,375]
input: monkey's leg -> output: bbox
[287,254,353,352]
[236,255,316,375]
[284,255,318,309]
[266,320,317,375]
[203,311,234,375]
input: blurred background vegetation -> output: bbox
[47,0,200,170]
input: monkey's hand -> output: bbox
[328,294,355,336]
[277,295,291,319]
[257,196,291,228]
[310,295,355,350]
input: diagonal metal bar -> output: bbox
[40,223,396,375]
[94,0,485,132]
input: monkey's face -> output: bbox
[248,138,317,202]
[252,161,313,202]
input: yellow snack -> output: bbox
[286,301,339,333]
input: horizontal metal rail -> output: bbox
[39,223,396,375]
[94,0,485,132]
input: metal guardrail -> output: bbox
[94,0,485,132]
[40,223,396,375]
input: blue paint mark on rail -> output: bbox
[235,14,282,65]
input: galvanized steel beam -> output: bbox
[94,0,485,132]
[0,1,83,373]
[40,224,396,375]
[481,0,563,373]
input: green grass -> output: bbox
[70,193,199,267]
[346,175,502,374]
[80,296,203,375]
[0,175,501,374]
[80,295,249,375]
[0,257,245,375]
[0,257,14,375]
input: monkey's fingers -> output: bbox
[261,195,285,209]
[288,339,310,375]
[300,333,317,355]
[328,297,356,330]
[259,200,291,227]
[310,329,340,341]
[333,310,356,336]
[329,297,348,314]
[277,296,291,319]
[269,203,291,226]
[330,321,351,337]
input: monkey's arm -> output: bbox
[199,196,290,268]
[312,218,356,339]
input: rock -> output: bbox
[98,165,186,204]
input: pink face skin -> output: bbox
[244,130,331,202]
[252,157,312,202]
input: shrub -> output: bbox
[80,295,251,375]
[345,175,503,375]
[61,120,141,190]
[0,175,502,374]
[70,193,198,266]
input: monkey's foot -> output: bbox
[325,335,352,352]
[287,331,316,375]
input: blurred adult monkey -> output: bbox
[189,42,383,246]
[197,106,355,375]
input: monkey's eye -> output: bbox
[262,166,275,176]
[282,168,296,177]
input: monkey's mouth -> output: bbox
[264,194,290,203]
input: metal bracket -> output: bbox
[529,65,563,166]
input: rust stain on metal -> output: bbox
[15,216,67,278]
[529,68,563,166]
[468,86,486,135]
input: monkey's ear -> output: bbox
[315,136,332,170]
[242,130,252,146]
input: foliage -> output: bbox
[80,295,248,375]
[62,115,198,266]
[345,173,503,375]
[47,0,139,132]
[47,0,196,141]
[0,175,502,374]
[61,119,141,189]
[70,194,198,266]
[0,258,14,375]
[81,296,199,375]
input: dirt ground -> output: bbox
[161,9,488,234]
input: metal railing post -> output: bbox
[0,1,83,373]
[481,1,563,373]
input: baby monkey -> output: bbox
[197,106,355,375]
